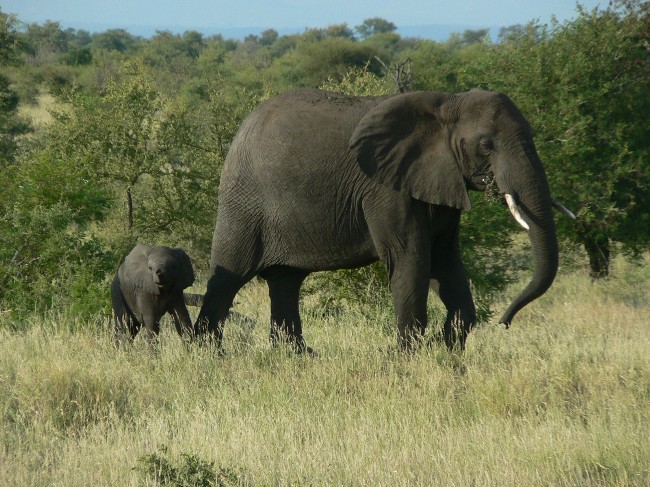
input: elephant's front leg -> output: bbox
[431,257,476,350]
[433,274,476,350]
[429,213,476,350]
[389,257,430,351]
[141,313,161,341]
[114,312,140,345]
[135,296,161,341]
[171,299,194,339]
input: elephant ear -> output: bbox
[349,92,471,211]
[171,248,195,290]
[119,244,160,294]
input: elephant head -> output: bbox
[349,89,559,326]
[120,244,195,294]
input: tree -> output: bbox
[498,24,527,41]
[56,63,203,241]
[0,123,113,316]
[259,29,279,46]
[448,29,490,49]
[402,40,463,92]
[0,52,267,316]
[355,18,397,39]
[270,37,381,88]
[0,8,21,65]
[91,29,139,53]
[0,75,30,163]
[181,30,205,58]
[21,20,69,64]
[303,23,356,42]
[0,10,30,164]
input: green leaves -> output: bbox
[139,446,246,487]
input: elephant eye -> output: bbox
[478,139,494,156]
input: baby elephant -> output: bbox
[111,244,195,342]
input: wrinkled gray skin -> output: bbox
[112,244,195,342]
[196,88,559,352]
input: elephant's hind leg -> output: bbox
[262,267,311,354]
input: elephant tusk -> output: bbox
[505,193,530,231]
[551,198,577,220]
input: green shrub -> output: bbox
[139,446,247,487]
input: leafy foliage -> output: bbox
[139,446,246,487]
[320,64,394,96]
[0,9,21,66]
[0,10,30,162]
[355,18,398,39]
[0,74,30,162]
[0,142,113,317]
[1,5,648,320]
[269,36,382,89]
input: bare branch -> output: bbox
[375,56,413,93]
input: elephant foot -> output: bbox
[426,326,468,352]
[270,332,317,357]
[297,342,318,358]
[397,325,428,353]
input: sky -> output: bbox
[2,0,605,39]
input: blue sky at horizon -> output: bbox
[2,0,605,38]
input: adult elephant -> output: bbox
[196,88,562,352]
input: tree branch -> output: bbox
[375,56,413,93]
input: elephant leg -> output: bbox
[434,272,476,350]
[431,245,476,349]
[196,266,249,348]
[112,277,136,345]
[113,307,141,345]
[171,311,185,337]
[388,258,430,351]
[172,304,194,339]
[141,315,161,341]
[428,211,476,350]
[113,313,138,345]
[262,267,311,354]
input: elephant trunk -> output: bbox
[497,153,559,327]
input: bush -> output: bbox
[139,446,247,487]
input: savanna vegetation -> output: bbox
[0,2,649,485]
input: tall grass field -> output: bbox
[1,259,649,486]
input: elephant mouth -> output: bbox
[466,172,498,194]
[468,172,533,229]
[469,171,533,231]
[154,278,169,289]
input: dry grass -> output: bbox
[17,93,61,129]
[1,260,649,486]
